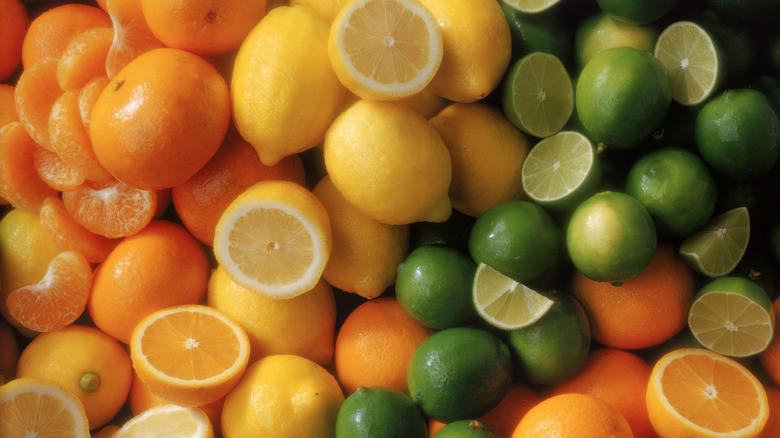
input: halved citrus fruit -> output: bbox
[501,0,561,14]
[679,206,750,277]
[0,377,90,437]
[473,263,554,330]
[114,404,214,438]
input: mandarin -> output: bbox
[0,122,58,212]
[39,195,119,264]
[0,84,19,127]
[56,27,113,91]
[0,0,28,82]
[33,147,86,192]
[104,0,166,79]
[478,382,543,438]
[13,57,61,151]
[760,297,780,387]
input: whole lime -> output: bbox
[409,209,476,253]
[407,327,513,423]
[695,88,780,181]
[575,46,672,151]
[574,12,658,69]
[596,0,680,24]
[500,2,571,64]
[335,386,428,438]
[433,419,498,437]
[566,191,657,283]
[395,245,478,330]
[468,200,562,283]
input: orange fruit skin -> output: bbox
[0,0,28,82]
[88,220,210,344]
[511,392,634,438]
[572,242,694,350]
[479,383,543,437]
[551,348,654,438]
[0,122,58,212]
[760,298,780,387]
[334,297,435,395]
[90,47,231,190]
[0,84,20,128]
[759,386,780,438]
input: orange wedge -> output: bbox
[77,76,109,130]
[39,196,119,263]
[0,377,90,437]
[14,58,61,151]
[33,147,86,192]
[0,122,58,211]
[57,27,113,91]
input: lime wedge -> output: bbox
[473,263,554,330]
[679,206,750,277]
[654,21,725,106]
[688,276,775,357]
[521,131,601,211]
[501,52,573,138]
[501,0,561,14]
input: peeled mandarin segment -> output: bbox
[33,147,86,192]
[39,196,119,264]
[114,404,214,438]
[0,377,91,437]
[13,58,61,151]
[0,122,58,212]
[57,27,114,91]
[77,76,109,130]
[105,0,166,79]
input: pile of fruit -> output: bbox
[1,0,780,436]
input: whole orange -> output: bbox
[89,47,231,190]
[760,386,780,438]
[0,0,29,82]
[759,297,780,387]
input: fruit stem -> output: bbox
[79,372,100,393]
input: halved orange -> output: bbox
[0,377,90,437]
[0,122,58,211]
[39,196,119,263]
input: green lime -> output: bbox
[751,75,780,114]
[688,276,776,357]
[706,0,780,27]
[433,419,498,437]
[625,147,718,238]
[732,248,777,301]
[501,0,562,14]
[679,206,750,277]
[695,88,780,181]
[696,10,756,86]
[574,12,659,69]
[596,0,680,24]
[506,291,591,385]
[335,386,428,438]
[566,191,657,283]
[575,46,672,151]
[407,327,513,423]
[500,2,571,64]
[409,209,476,254]
[767,32,780,75]
[521,131,602,212]
[468,200,563,283]
[640,102,701,151]
[396,245,478,330]
[472,263,554,331]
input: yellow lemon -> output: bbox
[290,0,350,22]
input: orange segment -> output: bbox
[0,377,90,437]
[77,76,108,130]
[0,122,58,211]
[39,196,119,263]
[13,57,61,151]
[57,27,113,91]
[105,0,167,79]
[33,147,86,191]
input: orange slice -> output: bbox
[14,57,62,151]
[77,76,109,130]
[33,147,86,192]
[39,196,119,263]
[0,377,90,437]
[0,122,58,211]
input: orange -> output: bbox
[572,242,695,350]
[478,382,543,437]
[56,27,113,91]
[16,324,133,430]
[0,0,29,82]
[13,57,61,151]
[0,122,58,212]
[104,0,166,79]
[0,318,19,384]
[78,76,109,130]
[39,195,119,263]
[90,47,231,190]
[92,425,121,438]
[88,220,211,344]
[21,3,111,69]
[760,297,780,387]
[511,392,634,438]
[334,297,435,394]
[172,127,306,246]
[550,348,654,438]
[760,386,780,438]
[140,0,267,56]
[33,147,86,191]
[0,377,90,437]
[0,85,19,128]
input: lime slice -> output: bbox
[501,0,561,14]
[521,131,601,211]
[473,263,554,330]
[679,206,750,277]
[688,276,776,357]
[654,21,725,106]
[501,52,573,138]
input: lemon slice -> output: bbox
[0,377,90,437]
[114,404,214,438]
[214,180,332,299]
[328,0,443,100]
[473,263,554,330]
[501,0,561,14]
[679,206,749,277]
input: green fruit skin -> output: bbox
[695,89,780,181]
[335,386,428,438]
[574,12,658,69]
[575,46,672,150]
[409,209,476,253]
[506,291,591,385]
[500,2,571,65]
[433,419,498,438]
[468,201,563,284]
[596,0,680,24]
[395,245,478,330]
[625,147,718,238]
[407,327,513,423]
[694,276,775,318]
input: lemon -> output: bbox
[114,405,214,438]
[428,102,531,218]
[323,99,452,225]
[221,354,344,438]
[232,5,346,166]
[574,11,658,69]
[0,377,91,437]
[290,0,350,22]
[418,0,512,103]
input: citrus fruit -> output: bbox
[114,404,214,438]
[434,420,498,437]
[0,377,90,438]
[468,200,563,283]
[574,11,658,69]
[104,0,166,79]
[596,0,680,24]
[32,148,85,193]
[409,209,476,253]
[511,393,633,438]
[335,386,428,438]
[476,383,542,437]
[688,276,775,357]
[500,2,571,63]
[407,327,513,422]
[501,52,573,138]
[0,84,19,127]
[575,46,672,151]
[679,206,751,277]
[213,180,332,299]
[520,130,602,211]
[55,27,112,92]
[760,387,780,438]
[13,57,61,151]
[646,348,769,437]
[760,297,780,387]
[472,263,554,331]
[396,245,477,330]
[566,190,657,283]
[0,0,28,82]
[289,0,350,22]
[0,121,58,211]
[501,0,562,14]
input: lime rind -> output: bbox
[473,263,554,330]
[679,207,750,277]
[501,0,562,14]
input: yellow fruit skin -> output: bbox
[290,0,349,22]
[232,5,346,166]
[324,100,452,225]
[418,0,511,103]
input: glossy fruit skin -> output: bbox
[434,419,498,437]
[335,386,428,438]
[499,2,570,64]
[596,0,680,24]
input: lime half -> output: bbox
[679,206,750,277]
[501,0,561,14]
[521,131,601,211]
[688,276,775,357]
[654,21,725,106]
[473,263,554,330]
[502,52,573,138]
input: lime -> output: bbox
[501,0,562,14]
[500,2,571,64]
[408,210,476,253]
[472,263,554,331]
[697,11,755,86]
[596,0,680,24]
[679,206,750,277]
[468,200,563,283]
[688,276,776,357]
[521,130,602,212]
[654,21,725,106]
[501,52,573,138]
[574,12,658,69]
[407,327,513,422]
[395,245,478,330]
[625,147,718,238]
[575,46,672,151]
[335,386,428,438]
[433,419,498,437]
[706,0,780,27]
[506,291,591,385]
[695,88,780,181]
[566,191,657,283]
